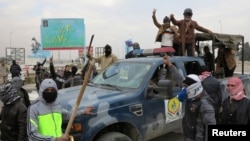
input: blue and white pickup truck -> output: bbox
[55,32,250,141]
[57,56,209,141]
[57,55,250,141]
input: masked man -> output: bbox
[87,44,118,73]
[27,78,94,141]
[0,83,28,141]
[170,8,213,56]
[177,74,216,141]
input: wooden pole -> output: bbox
[65,34,95,138]
[64,60,95,135]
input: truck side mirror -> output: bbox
[147,80,175,99]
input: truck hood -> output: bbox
[57,85,134,111]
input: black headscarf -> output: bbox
[104,44,112,57]
[0,83,20,105]
[12,60,16,65]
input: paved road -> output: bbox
[23,84,39,101]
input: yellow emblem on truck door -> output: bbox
[165,97,182,122]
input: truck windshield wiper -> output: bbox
[87,82,96,87]
[99,83,121,91]
[103,72,118,79]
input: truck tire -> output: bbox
[96,132,132,141]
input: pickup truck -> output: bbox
[57,56,204,141]
[54,31,250,141]
[57,54,250,141]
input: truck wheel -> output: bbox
[96,132,132,141]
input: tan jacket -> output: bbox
[171,17,211,44]
[171,16,211,55]
[94,54,118,72]
[0,64,8,77]
[215,48,236,71]
[152,15,179,43]
[224,49,237,70]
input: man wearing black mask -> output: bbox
[87,44,118,72]
[0,83,28,141]
[27,78,94,141]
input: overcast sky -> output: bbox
[0,0,249,61]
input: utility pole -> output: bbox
[219,20,222,33]
[10,32,13,48]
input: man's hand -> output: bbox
[49,56,53,63]
[56,134,70,141]
[177,88,187,102]
[170,14,174,19]
[83,106,95,115]
[86,53,92,60]
[152,9,156,16]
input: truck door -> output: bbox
[142,64,183,140]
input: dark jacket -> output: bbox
[33,58,47,75]
[10,63,22,78]
[49,63,64,89]
[62,75,83,88]
[220,97,250,124]
[19,87,31,108]
[60,70,72,88]
[203,52,215,72]
[182,92,216,141]
[201,75,222,123]
[63,71,72,81]
[0,98,28,141]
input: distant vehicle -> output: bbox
[195,32,245,74]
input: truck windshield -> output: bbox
[92,62,152,89]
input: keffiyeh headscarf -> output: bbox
[198,65,211,81]
[199,71,211,81]
[0,83,20,105]
[11,76,23,90]
[227,77,245,101]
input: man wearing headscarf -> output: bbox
[0,83,28,141]
[178,74,216,141]
[87,44,118,72]
[11,76,30,107]
[27,78,94,141]
[219,76,250,124]
[152,9,179,55]
[198,65,222,123]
